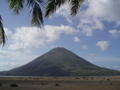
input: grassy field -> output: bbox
[0,76,120,90]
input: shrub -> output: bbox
[10,84,18,87]
[0,83,2,87]
[106,78,110,81]
[55,83,60,86]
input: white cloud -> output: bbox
[74,36,80,42]
[55,0,120,37]
[82,27,93,36]
[55,1,105,37]
[55,2,105,37]
[109,29,120,37]
[8,25,77,51]
[53,0,106,37]
[96,40,109,51]
[81,45,88,50]
[0,49,37,71]
[4,28,13,38]
[0,62,14,71]
[87,0,120,22]
[77,3,106,37]
[55,2,72,23]
[89,53,96,57]
[77,13,104,37]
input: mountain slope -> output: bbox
[1,47,120,76]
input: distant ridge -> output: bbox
[0,47,120,76]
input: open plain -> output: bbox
[0,76,120,90]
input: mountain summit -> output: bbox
[1,47,120,76]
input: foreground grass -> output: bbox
[0,76,120,90]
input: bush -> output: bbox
[55,83,60,86]
[10,84,18,87]
[0,83,2,87]
[106,78,110,81]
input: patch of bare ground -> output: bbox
[0,76,120,90]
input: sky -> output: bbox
[0,0,120,71]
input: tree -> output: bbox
[0,0,84,46]
[45,0,84,17]
[0,16,6,46]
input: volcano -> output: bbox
[1,47,120,76]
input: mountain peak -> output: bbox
[48,47,71,55]
[52,47,68,51]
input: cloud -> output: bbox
[54,0,105,37]
[109,29,120,37]
[77,12,104,36]
[81,45,88,50]
[8,25,77,51]
[55,0,120,37]
[0,62,13,71]
[89,53,96,57]
[81,26,93,37]
[96,40,109,51]
[74,36,80,42]
[55,2,72,23]
[0,49,38,71]
[86,0,120,22]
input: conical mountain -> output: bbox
[1,47,120,76]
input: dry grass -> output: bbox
[0,76,120,90]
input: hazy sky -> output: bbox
[0,0,120,71]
